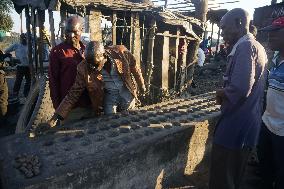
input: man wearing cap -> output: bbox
[48,16,91,123]
[209,8,267,189]
[47,41,146,127]
[4,33,31,98]
[258,16,284,189]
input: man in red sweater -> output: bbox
[48,16,91,123]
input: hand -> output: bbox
[140,85,147,97]
[48,114,60,128]
[216,95,222,105]
[216,89,225,105]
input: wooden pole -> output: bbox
[48,10,56,48]
[20,12,23,34]
[112,11,117,45]
[31,8,38,75]
[215,25,221,57]
[60,9,67,41]
[145,19,156,93]
[130,12,141,67]
[25,6,35,80]
[210,22,214,55]
[89,10,102,41]
[38,10,45,76]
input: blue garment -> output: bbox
[101,56,134,115]
[214,35,267,149]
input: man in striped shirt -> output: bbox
[258,16,284,189]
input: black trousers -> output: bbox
[209,143,251,189]
[13,66,31,97]
[258,124,284,189]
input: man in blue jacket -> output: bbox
[209,8,267,189]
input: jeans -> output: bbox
[13,66,31,97]
[104,89,135,115]
[258,124,284,189]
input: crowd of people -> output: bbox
[0,7,283,189]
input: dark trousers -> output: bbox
[258,124,284,189]
[209,143,251,189]
[13,66,31,97]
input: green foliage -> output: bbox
[0,0,13,32]
[0,0,13,13]
[0,12,13,32]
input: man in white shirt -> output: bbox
[5,33,31,97]
[258,16,284,189]
[197,47,205,67]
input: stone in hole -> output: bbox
[108,130,120,137]
[198,112,206,116]
[64,146,72,151]
[139,121,149,127]
[163,123,173,129]
[149,118,159,124]
[187,109,194,113]
[169,107,177,111]
[119,126,131,133]
[173,111,181,116]
[133,133,143,139]
[108,121,119,128]
[108,141,120,148]
[180,119,189,123]
[130,116,140,122]
[139,114,148,120]
[98,125,110,131]
[144,130,154,136]
[43,140,54,146]
[74,131,85,138]
[148,107,155,111]
[130,123,142,130]
[75,123,85,127]
[81,141,91,146]
[60,136,71,142]
[94,135,106,141]
[120,119,131,125]
[193,114,200,118]
[157,116,167,122]
[192,107,200,111]
[55,161,66,167]
[147,112,155,117]
[87,128,97,134]
[165,114,175,119]
[120,136,132,144]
